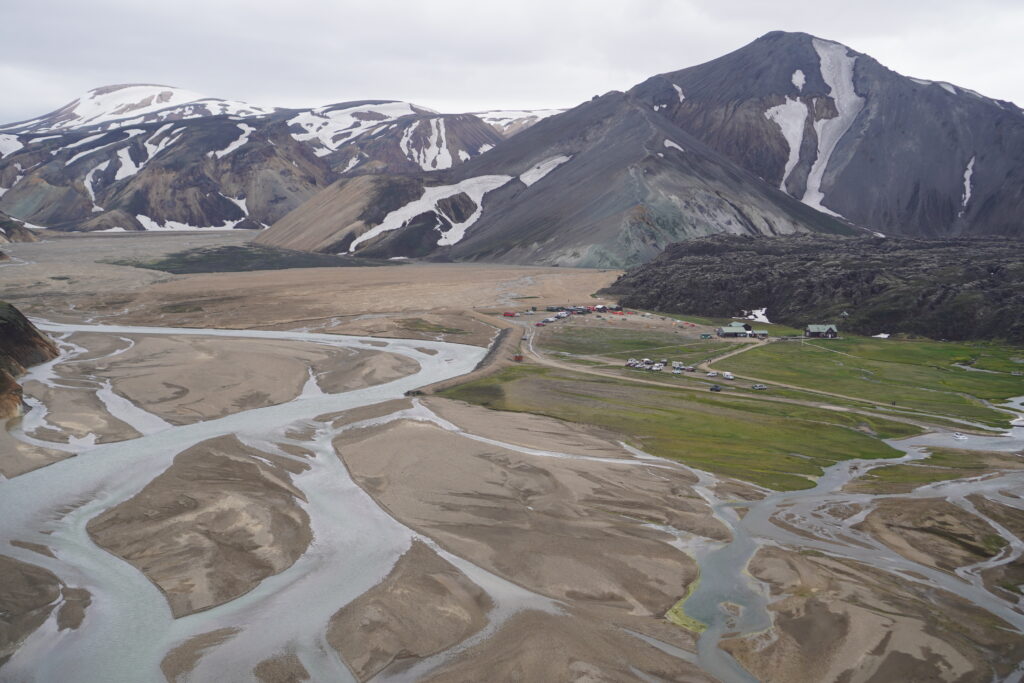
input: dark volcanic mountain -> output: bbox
[631,31,1024,238]
[604,234,1024,342]
[258,89,857,267]
[258,31,1023,266]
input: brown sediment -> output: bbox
[415,609,712,682]
[0,424,71,477]
[720,546,1024,683]
[86,435,312,618]
[0,555,63,664]
[857,498,1007,571]
[160,628,240,682]
[253,654,310,682]
[319,398,413,430]
[21,379,141,443]
[55,587,91,630]
[8,540,56,558]
[327,540,492,681]
[63,334,416,426]
[334,417,720,618]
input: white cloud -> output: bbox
[0,0,1021,124]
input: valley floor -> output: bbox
[1,232,1023,682]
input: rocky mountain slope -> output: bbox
[3,31,1022,265]
[604,234,1024,342]
[0,211,39,243]
[631,31,1024,238]
[259,90,857,266]
[0,302,59,419]
[0,86,545,233]
[258,31,1023,266]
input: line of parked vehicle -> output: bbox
[624,358,768,391]
[503,303,628,327]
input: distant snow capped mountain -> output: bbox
[0,89,508,233]
[473,109,566,137]
[1,84,276,134]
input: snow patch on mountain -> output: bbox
[144,125,183,160]
[765,97,809,190]
[209,123,254,159]
[221,194,248,215]
[478,143,494,154]
[349,174,513,252]
[64,133,107,150]
[340,155,363,173]
[801,39,865,217]
[672,84,685,102]
[0,134,22,157]
[136,214,244,231]
[663,139,685,153]
[400,118,453,170]
[4,86,276,134]
[458,149,471,162]
[519,155,571,187]
[792,70,806,92]
[114,148,141,181]
[83,161,109,212]
[288,102,417,156]
[66,129,146,165]
[960,156,975,216]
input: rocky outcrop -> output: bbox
[0,211,39,243]
[0,302,59,419]
[604,234,1024,342]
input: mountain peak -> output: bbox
[2,84,275,134]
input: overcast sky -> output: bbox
[1,0,1021,123]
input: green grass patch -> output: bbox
[718,339,1023,428]
[396,318,465,335]
[850,447,1021,493]
[537,326,693,356]
[665,577,707,633]
[440,365,912,490]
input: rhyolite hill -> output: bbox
[1,31,1022,267]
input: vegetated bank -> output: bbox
[603,234,1024,342]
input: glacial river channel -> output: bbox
[1,321,1022,682]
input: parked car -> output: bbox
[752,384,768,390]
[709,385,723,392]
[535,322,545,327]
[722,372,735,380]
[672,369,682,375]
[706,371,718,377]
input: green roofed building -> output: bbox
[805,324,839,338]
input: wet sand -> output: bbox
[87,435,313,618]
